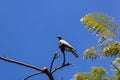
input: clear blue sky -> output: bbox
[0,0,120,80]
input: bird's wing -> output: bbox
[59,40,74,49]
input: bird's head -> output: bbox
[57,35,62,40]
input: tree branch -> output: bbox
[50,52,60,72]
[0,50,72,80]
[52,62,72,73]
[24,72,42,80]
[24,67,54,80]
[43,67,54,80]
[0,56,42,71]
[111,62,120,73]
[0,56,54,80]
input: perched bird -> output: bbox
[57,35,79,58]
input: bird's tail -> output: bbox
[71,49,79,58]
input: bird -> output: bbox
[57,35,79,58]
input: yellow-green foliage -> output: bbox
[92,67,107,78]
[84,47,98,60]
[75,73,89,80]
[115,71,120,78]
[112,58,120,78]
[75,67,110,80]
[114,58,120,63]
[102,41,120,57]
[80,13,119,40]
[81,13,120,60]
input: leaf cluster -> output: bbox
[102,42,120,57]
[81,13,119,41]
[75,67,114,80]
[76,12,120,80]
[81,12,120,59]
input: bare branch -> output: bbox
[24,72,42,80]
[0,50,72,80]
[0,56,54,80]
[50,52,60,72]
[0,56,42,71]
[43,67,54,80]
[111,62,120,73]
[52,62,72,73]
[24,67,55,80]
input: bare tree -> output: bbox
[0,52,72,80]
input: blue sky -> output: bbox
[0,0,120,80]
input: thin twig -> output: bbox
[50,52,59,72]
[52,62,72,73]
[24,72,42,80]
[0,56,42,71]
[111,62,120,73]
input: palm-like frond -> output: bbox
[80,12,119,41]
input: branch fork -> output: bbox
[0,51,72,80]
